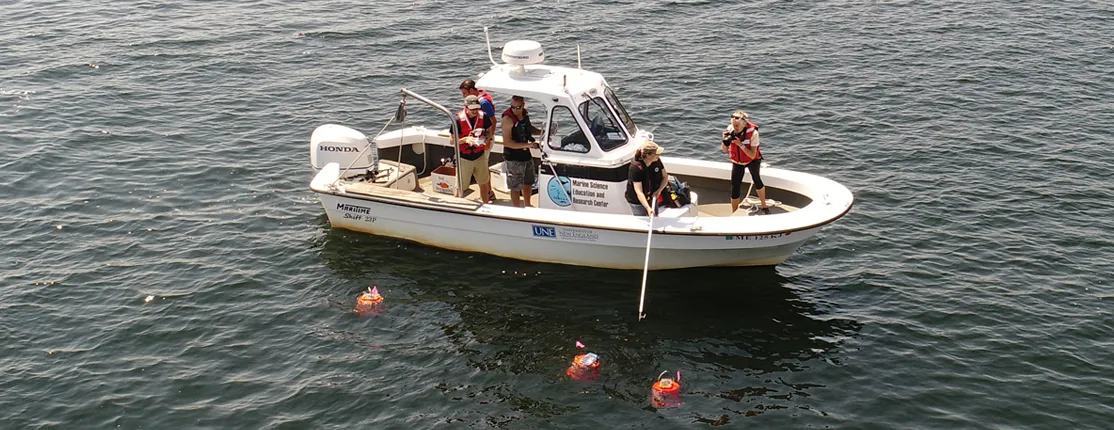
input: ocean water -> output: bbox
[2,1,1112,428]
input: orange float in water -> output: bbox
[356,286,383,314]
[566,352,600,381]
[651,371,683,408]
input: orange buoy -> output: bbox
[566,352,600,381]
[653,378,680,393]
[651,371,683,408]
[356,286,383,314]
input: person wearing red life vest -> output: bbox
[721,110,769,214]
[459,79,496,120]
[450,95,495,202]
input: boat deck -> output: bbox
[341,161,798,217]
[412,176,798,217]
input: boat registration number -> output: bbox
[725,232,790,241]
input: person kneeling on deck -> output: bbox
[452,95,495,203]
[626,141,669,216]
[501,95,541,207]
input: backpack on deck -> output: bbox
[657,176,692,208]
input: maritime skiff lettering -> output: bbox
[337,203,372,215]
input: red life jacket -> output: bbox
[502,108,519,127]
[726,122,761,164]
[457,111,487,156]
[478,90,495,112]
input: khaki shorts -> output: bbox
[457,151,490,188]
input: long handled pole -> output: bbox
[637,199,657,321]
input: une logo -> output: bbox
[547,176,572,207]
[532,225,556,238]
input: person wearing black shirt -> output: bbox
[625,141,669,216]
[501,96,541,207]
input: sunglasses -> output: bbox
[731,115,746,120]
[511,105,524,110]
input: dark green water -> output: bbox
[2,1,1112,428]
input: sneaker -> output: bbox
[760,207,771,215]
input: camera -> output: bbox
[722,130,737,145]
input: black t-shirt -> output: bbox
[503,113,534,162]
[625,158,664,204]
[449,115,493,161]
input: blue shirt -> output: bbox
[479,98,495,119]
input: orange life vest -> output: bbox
[726,122,760,164]
[478,90,495,112]
[457,110,487,156]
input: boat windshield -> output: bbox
[546,105,590,153]
[605,86,637,136]
[578,97,628,152]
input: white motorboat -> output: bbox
[308,39,853,270]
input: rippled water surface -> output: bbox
[2,1,1112,428]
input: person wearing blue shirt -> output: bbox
[459,79,496,120]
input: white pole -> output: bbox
[483,27,497,66]
[637,199,657,320]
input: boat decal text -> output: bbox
[557,227,599,242]
[319,145,361,152]
[337,203,372,215]
[532,225,557,238]
[568,178,612,208]
[726,232,791,241]
[338,202,377,223]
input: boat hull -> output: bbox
[317,193,818,270]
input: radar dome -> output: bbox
[501,40,544,65]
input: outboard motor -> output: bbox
[310,124,378,176]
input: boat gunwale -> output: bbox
[311,184,853,238]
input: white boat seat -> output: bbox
[368,160,417,191]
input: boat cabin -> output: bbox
[473,40,655,214]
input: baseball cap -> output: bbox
[464,95,481,109]
[641,141,665,155]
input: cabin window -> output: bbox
[545,106,591,153]
[578,97,628,152]
[605,87,637,136]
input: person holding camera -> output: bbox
[722,110,769,214]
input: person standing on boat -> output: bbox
[501,95,541,208]
[722,110,769,214]
[459,79,496,120]
[452,95,495,203]
[626,141,669,216]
